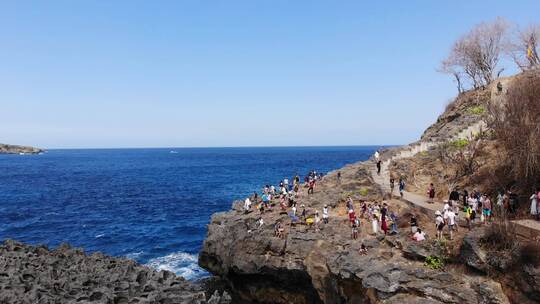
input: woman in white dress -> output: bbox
[371,213,379,235]
[531,191,539,219]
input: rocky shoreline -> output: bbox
[0,240,231,304]
[0,143,43,154]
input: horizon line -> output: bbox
[41,144,399,151]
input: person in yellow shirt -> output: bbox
[465,205,473,231]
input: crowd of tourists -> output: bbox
[241,158,540,255]
[345,196,399,239]
[241,170,327,236]
[409,186,540,242]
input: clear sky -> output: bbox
[1,1,538,149]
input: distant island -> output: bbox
[0,143,43,154]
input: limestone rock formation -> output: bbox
[0,143,43,154]
[0,240,229,304]
[199,163,510,303]
[461,228,540,304]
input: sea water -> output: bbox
[0,146,376,280]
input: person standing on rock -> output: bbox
[427,183,435,203]
[381,203,388,235]
[399,178,405,199]
[361,202,368,218]
[323,205,329,224]
[446,208,456,240]
[314,211,321,232]
[452,202,460,232]
[464,204,473,231]
[482,194,492,224]
[389,212,398,235]
[351,217,359,239]
[496,190,505,218]
[410,214,418,234]
[337,171,341,184]
[462,189,469,207]
[449,188,460,206]
[530,189,539,220]
[308,179,315,195]
[381,213,388,235]
[374,150,380,161]
[389,177,395,196]
[346,196,354,211]
[468,194,478,225]
[244,197,252,214]
[371,213,379,235]
[435,211,444,240]
[262,193,270,209]
[376,160,382,175]
[348,209,356,227]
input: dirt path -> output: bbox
[371,158,540,239]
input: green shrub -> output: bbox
[359,188,369,196]
[469,105,486,115]
[451,138,469,149]
[424,255,445,270]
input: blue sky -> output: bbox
[1,1,538,148]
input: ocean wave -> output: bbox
[124,251,144,260]
[145,251,208,280]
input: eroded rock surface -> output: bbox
[0,240,229,304]
[199,163,510,303]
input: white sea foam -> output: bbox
[145,251,208,280]
[125,251,144,260]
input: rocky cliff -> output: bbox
[199,163,511,303]
[0,143,43,154]
[198,73,540,303]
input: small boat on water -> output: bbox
[170,150,178,154]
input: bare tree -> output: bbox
[440,17,509,91]
[437,134,483,184]
[439,58,464,94]
[487,72,540,190]
[506,24,540,71]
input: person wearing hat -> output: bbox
[435,210,444,240]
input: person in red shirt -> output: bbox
[348,209,356,227]
[308,180,315,194]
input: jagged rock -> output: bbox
[199,163,510,303]
[0,240,216,304]
[460,227,540,303]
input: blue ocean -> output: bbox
[0,146,375,280]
